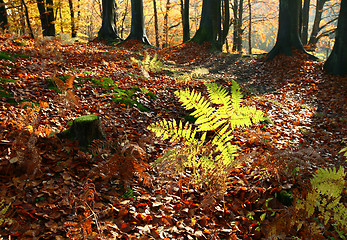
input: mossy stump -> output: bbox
[57,115,106,149]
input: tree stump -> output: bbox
[57,114,106,149]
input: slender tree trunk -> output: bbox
[68,0,77,37]
[307,0,327,51]
[181,0,190,42]
[232,0,238,51]
[98,0,122,42]
[220,0,230,46]
[120,0,129,39]
[266,0,315,61]
[0,0,8,30]
[153,0,160,47]
[248,0,252,54]
[125,0,150,45]
[21,0,35,38]
[20,1,25,34]
[163,0,170,48]
[324,0,347,75]
[301,0,310,45]
[232,0,243,52]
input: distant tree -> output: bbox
[324,0,347,75]
[0,0,8,30]
[125,0,150,45]
[36,0,55,36]
[153,0,160,47]
[232,0,244,52]
[301,0,310,45]
[266,0,314,60]
[307,0,339,51]
[68,0,77,38]
[22,0,35,38]
[191,0,230,51]
[98,0,122,42]
[162,0,170,48]
[180,0,190,42]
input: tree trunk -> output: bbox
[301,0,310,45]
[0,0,8,30]
[120,0,129,39]
[220,0,230,46]
[21,0,35,38]
[307,0,327,51]
[45,0,55,36]
[324,0,347,75]
[266,0,314,61]
[163,0,170,48]
[248,0,252,54]
[125,0,150,45]
[57,115,106,149]
[232,0,244,52]
[181,0,190,43]
[98,0,122,42]
[190,0,222,51]
[36,0,55,36]
[153,0,160,47]
[68,0,77,38]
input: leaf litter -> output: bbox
[0,34,346,239]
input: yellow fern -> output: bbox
[148,80,264,189]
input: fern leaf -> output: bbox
[231,80,243,109]
[175,89,215,119]
[205,82,232,106]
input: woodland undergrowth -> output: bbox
[0,34,346,239]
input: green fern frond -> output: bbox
[311,167,346,197]
[205,82,232,107]
[149,80,264,192]
[231,79,243,109]
[175,88,215,119]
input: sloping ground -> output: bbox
[0,35,346,239]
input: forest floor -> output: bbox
[0,34,346,239]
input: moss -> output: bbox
[74,114,99,123]
[111,86,153,112]
[0,87,13,98]
[0,52,13,61]
[0,51,30,61]
[91,77,114,89]
[0,78,15,83]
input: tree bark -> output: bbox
[0,0,8,30]
[220,0,230,46]
[324,0,347,75]
[98,0,122,42]
[36,0,55,36]
[21,0,35,38]
[266,0,314,61]
[57,115,106,149]
[181,0,190,43]
[125,0,151,45]
[120,0,129,39]
[232,0,244,52]
[248,0,252,54]
[68,0,77,38]
[301,0,310,45]
[307,0,327,51]
[190,0,222,50]
[162,0,170,48]
[153,0,160,47]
